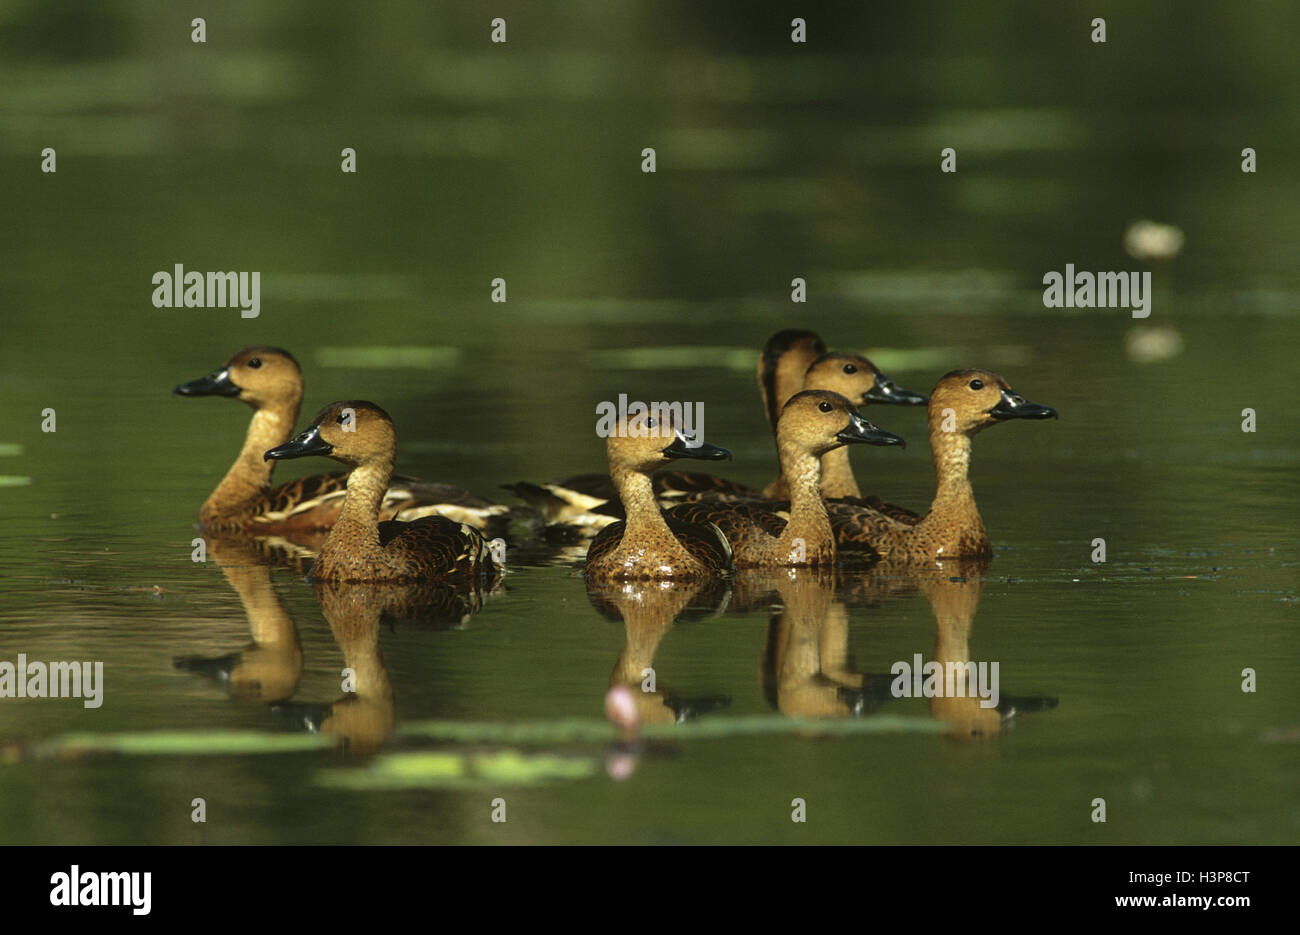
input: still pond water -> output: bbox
[0,3,1297,844]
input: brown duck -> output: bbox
[506,330,922,527]
[670,391,904,567]
[583,412,734,582]
[830,370,1057,563]
[761,349,926,499]
[264,401,497,583]
[175,347,507,534]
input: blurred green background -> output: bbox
[0,1,1296,844]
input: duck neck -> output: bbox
[328,460,392,555]
[818,445,861,499]
[780,446,833,558]
[202,398,299,523]
[614,466,677,541]
[926,426,981,526]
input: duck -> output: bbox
[669,391,904,567]
[583,411,735,582]
[761,350,926,499]
[504,330,924,530]
[263,401,498,583]
[829,369,1058,563]
[174,346,508,535]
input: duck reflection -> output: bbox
[587,580,731,727]
[173,534,303,704]
[275,579,496,754]
[905,560,1057,739]
[176,532,494,755]
[756,568,899,719]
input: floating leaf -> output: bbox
[316,749,595,790]
[34,730,332,758]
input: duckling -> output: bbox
[830,370,1057,563]
[670,391,904,567]
[762,350,927,499]
[264,401,497,583]
[174,347,508,534]
[583,412,735,582]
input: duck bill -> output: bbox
[989,389,1059,421]
[662,431,732,461]
[837,413,906,448]
[864,376,928,406]
[264,426,333,461]
[174,368,240,398]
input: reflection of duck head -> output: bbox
[916,566,1057,739]
[588,580,731,726]
[173,533,302,704]
[754,568,896,718]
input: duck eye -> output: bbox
[968,379,983,390]
[248,358,262,369]
[818,401,833,413]
[842,363,857,374]
[335,414,347,424]
[645,417,657,430]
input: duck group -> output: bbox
[173,332,1056,584]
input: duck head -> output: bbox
[264,400,395,468]
[803,352,928,408]
[604,408,731,475]
[928,370,1058,436]
[777,390,906,457]
[758,329,828,428]
[174,346,303,411]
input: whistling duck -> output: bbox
[263,401,497,582]
[174,347,507,534]
[830,370,1057,562]
[670,391,904,567]
[761,351,926,499]
[583,412,734,581]
[504,331,922,530]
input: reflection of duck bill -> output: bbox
[664,693,732,724]
[269,701,335,733]
[837,674,902,716]
[997,694,1059,719]
[172,652,240,685]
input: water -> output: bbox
[1,1,1298,845]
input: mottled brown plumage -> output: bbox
[264,401,499,583]
[174,347,508,535]
[583,411,734,582]
[669,391,904,567]
[830,370,1057,563]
